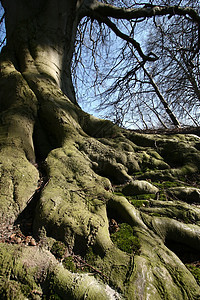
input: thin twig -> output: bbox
[73,255,109,280]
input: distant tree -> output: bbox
[145,0,200,126]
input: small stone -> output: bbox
[29,238,37,246]
[16,237,22,244]
[10,233,16,240]
[24,236,32,245]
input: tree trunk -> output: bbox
[2,0,79,103]
[1,1,200,299]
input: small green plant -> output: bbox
[51,241,66,259]
[111,223,140,254]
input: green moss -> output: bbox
[85,247,97,264]
[62,257,77,273]
[128,193,155,200]
[158,193,167,201]
[186,265,200,285]
[114,190,155,206]
[150,212,162,217]
[62,249,100,275]
[51,241,67,259]
[133,171,143,176]
[82,247,101,274]
[0,244,41,299]
[111,223,140,254]
[45,273,63,300]
[153,181,182,189]
[129,199,149,208]
[0,279,26,300]
[152,181,183,201]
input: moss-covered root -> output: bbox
[0,150,39,221]
[108,194,147,229]
[50,266,122,300]
[0,243,48,299]
[86,221,200,299]
[0,57,39,221]
[0,243,122,300]
[94,207,200,299]
[7,66,200,299]
[131,228,200,300]
[152,216,200,250]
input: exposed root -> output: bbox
[1,59,200,298]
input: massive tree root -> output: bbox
[1,52,200,299]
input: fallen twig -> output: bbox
[73,255,109,280]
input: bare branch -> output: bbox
[0,35,5,48]
[0,12,5,24]
[93,14,158,61]
[86,1,200,24]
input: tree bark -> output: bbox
[1,1,200,299]
[1,0,80,103]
